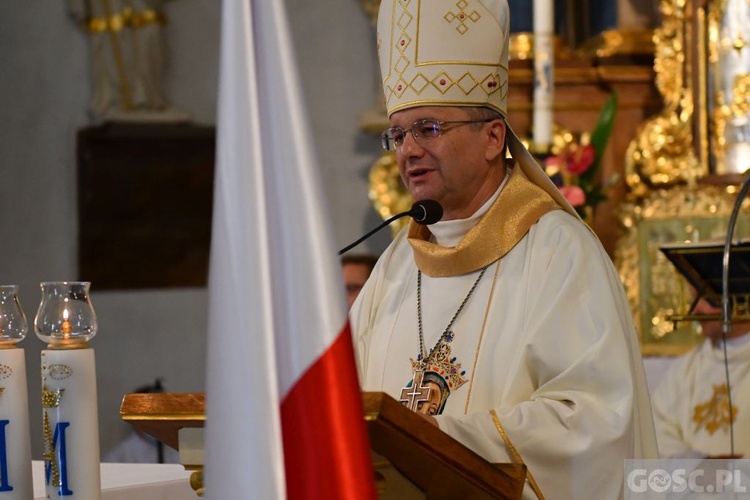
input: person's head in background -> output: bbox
[691,293,750,344]
[341,253,378,308]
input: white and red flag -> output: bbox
[204,1,376,498]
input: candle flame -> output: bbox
[61,309,72,338]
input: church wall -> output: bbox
[0,0,380,459]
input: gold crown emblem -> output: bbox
[42,385,64,408]
[411,331,469,392]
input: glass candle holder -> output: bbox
[36,282,101,497]
[0,284,28,347]
[34,282,97,348]
[0,284,33,497]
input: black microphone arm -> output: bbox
[338,200,443,255]
[720,172,750,459]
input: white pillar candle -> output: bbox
[533,0,554,152]
[0,348,33,499]
[41,348,100,500]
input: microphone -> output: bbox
[338,199,443,255]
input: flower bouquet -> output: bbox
[544,91,619,219]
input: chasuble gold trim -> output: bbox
[407,165,561,277]
[490,409,545,500]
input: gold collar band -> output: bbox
[407,165,560,277]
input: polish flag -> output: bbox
[203,1,376,498]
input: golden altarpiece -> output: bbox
[359,0,750,356]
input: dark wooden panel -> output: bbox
[77,123,215,289]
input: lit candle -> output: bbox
[61,309,72,338]
[533,0,554,152]
[35,282,100,499]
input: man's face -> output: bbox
[343,263,372,308]
[693,296,750,341]
[693,297,724,339]
[390,106,506,221]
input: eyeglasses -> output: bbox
[380,118,494,151]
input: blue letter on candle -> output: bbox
[0,420,12,492]
[45,422,73,496]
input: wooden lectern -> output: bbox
[120,391,525,499]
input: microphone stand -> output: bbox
[720,173,750,458]
[338,212,411,255]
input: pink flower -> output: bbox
[564,144,595,175]
[544,155,564,169]
[559,185,586,207]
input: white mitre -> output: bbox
[376,0,579,218]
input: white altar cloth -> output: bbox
[33,461,195,499]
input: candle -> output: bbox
[0,285,33,499]
[533,0,554,152]
[35,282,100,499]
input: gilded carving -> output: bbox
[616,0,750,355]
[625,0,703,198]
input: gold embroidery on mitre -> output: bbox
[42,385,65,488]
[0,364,11,380]
[0,388,4,399]
[444,0,481,34]
[408,165,560,277]
[378,0,510,117]
[693,383,738,435]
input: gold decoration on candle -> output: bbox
[42,385,65,488]
[42,386,64,408]
[48,364,74,380]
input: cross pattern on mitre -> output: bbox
[443,0,481,34]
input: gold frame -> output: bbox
[616,185,750,356]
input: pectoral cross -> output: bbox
[400,368,431,411]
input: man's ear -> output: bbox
[485,119,507,162]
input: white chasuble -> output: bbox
[652,336,750,459]
[350,166,657,499]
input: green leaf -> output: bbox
[589,90,618,167]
